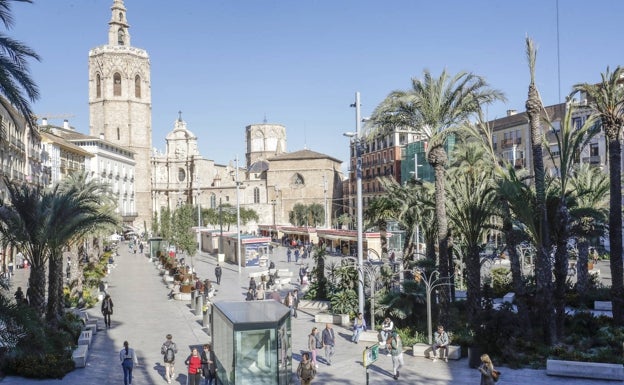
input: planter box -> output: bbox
[298,300,330,311]
[546,359,624,381]
[412,343,461,360]
[314,313,350,326]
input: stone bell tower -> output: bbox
[88,0,152,230]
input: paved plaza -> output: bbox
[0,243,615,385]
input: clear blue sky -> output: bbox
[10,0,624,169]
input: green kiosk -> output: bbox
[212,301,292,385]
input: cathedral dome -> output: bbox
[248,160,269,173]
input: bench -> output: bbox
[314,313,350,326]
[594,301,612,311]
[546,359,624,380]
[248,270,269,279]
[503,292,515,303]
[359,330,380,343]
[174,292,192,301]
[298,300,330,311]
[277,269,293,278]
[78,330,92,346]
[72,344,89,368]
[412,343,461,360]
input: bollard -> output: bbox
[203,307,210,328]
[195,294,203,315]
[191,289,197,301]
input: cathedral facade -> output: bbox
[90,1,343,232]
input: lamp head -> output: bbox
[343,132,356,138]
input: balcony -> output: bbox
[121,212,138,221]
[501,138,522,149]
[582,155,602,165]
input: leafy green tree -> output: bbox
[173,204,197,258]
[573,66,624,325]
[159,206,172,240]
[0,0,40,122]
[365,195,399,257]
[289,203,324,227]
[371,69,503,324]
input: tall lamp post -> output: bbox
[344,91,365,316]
[415,268,453,345]
[235,156,242,275]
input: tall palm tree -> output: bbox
[371,69,503,323]
[447,143,499,330]
[546,102,600,336]
[0,0,40,122]
[573,66,624,325]
[525,37,555,343]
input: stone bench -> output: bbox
[78,330,92,346]
[359,330,380,343]
[412,343,461,360]
[503,292,515,303]
[248,270,269,279]
[314,313,350,326]
[546,359,624,380]
[72,344,89,368]
[594,301,612,311]
[298,300,330,311]
[174,292,192,301]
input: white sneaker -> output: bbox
[444,357,448,363]
[432,357,438,362]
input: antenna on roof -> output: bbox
[303,122,308,150]
[263,114,268,124]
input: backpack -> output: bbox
[315,335,323,349]
[162,343,175,363]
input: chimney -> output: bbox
[506,109,517,116]
[99,132,105,140]
[41,117,48,126]
[63,119,70,129]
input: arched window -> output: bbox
[118,28,125,45]
[113,73,121,96]
[292,173,305,186]
[96,74,101,98]
[119,12,123,21]
[117,127,120,140]
[134,75,141,98]
[210,193,216,209]
[253,187,260,204]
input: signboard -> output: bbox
[362,343,379,367]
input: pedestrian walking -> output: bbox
[287,248,292,263]
[200,343,216,385]
[161,334,178,384]
[308,327,321,369]
[478,353,499,385]
[321,323,336,365]
[297,352,317,385]
[292,289,299,318]
[215,264,222,285]
[351,312,367,343]
[139,242,144,254]
[388,331,404,380]
[185,347,203,385]
[119,340,138,385]
[101,293,114,328]
[14,287,25,304]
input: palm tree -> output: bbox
[365,195,399,257]
[545,102,600,336]
[525,37,556,343]
[371,69,503,323]
[0,0,40,122]
[446,143,499,330]
[573,66,624,325]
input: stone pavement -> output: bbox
[0,243,614,385]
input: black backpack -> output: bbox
[162,343,175,362]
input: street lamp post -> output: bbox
[235,156,242,275]
[344,91,365,316]
[415,269,453,345]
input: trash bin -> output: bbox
[468,346,481,368]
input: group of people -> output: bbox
[117,334,218,385]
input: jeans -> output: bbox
[122,360,133,385]
[392,352,404,375]
[188,372,201,385]
[324,345,335,364]
[203,370,215,385]
[432,343,448,358]
[352,327,363,342]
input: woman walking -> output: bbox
[200,344,216,385]
[101,293,114,328]
[308,327,320,369]
[478,353,497,385]
[185,347,203,385]
[119,341,138,385]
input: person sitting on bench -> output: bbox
[432,325,450,362]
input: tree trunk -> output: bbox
[46,252,64,323]
[380,221,388,258]
[576,238,590,300]
[607,136,624,325]
[526,81,555,344]
[428,145,450,325]
[553,201,570,340]
[466,244,481,330]
[28,260,47,318]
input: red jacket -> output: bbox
[186,355,202,374]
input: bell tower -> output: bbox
[88,0,152,230]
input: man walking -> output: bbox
[389,331,404,380]
[215,264,222,285]
[161,334,178,383]
[321,323,336,365]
